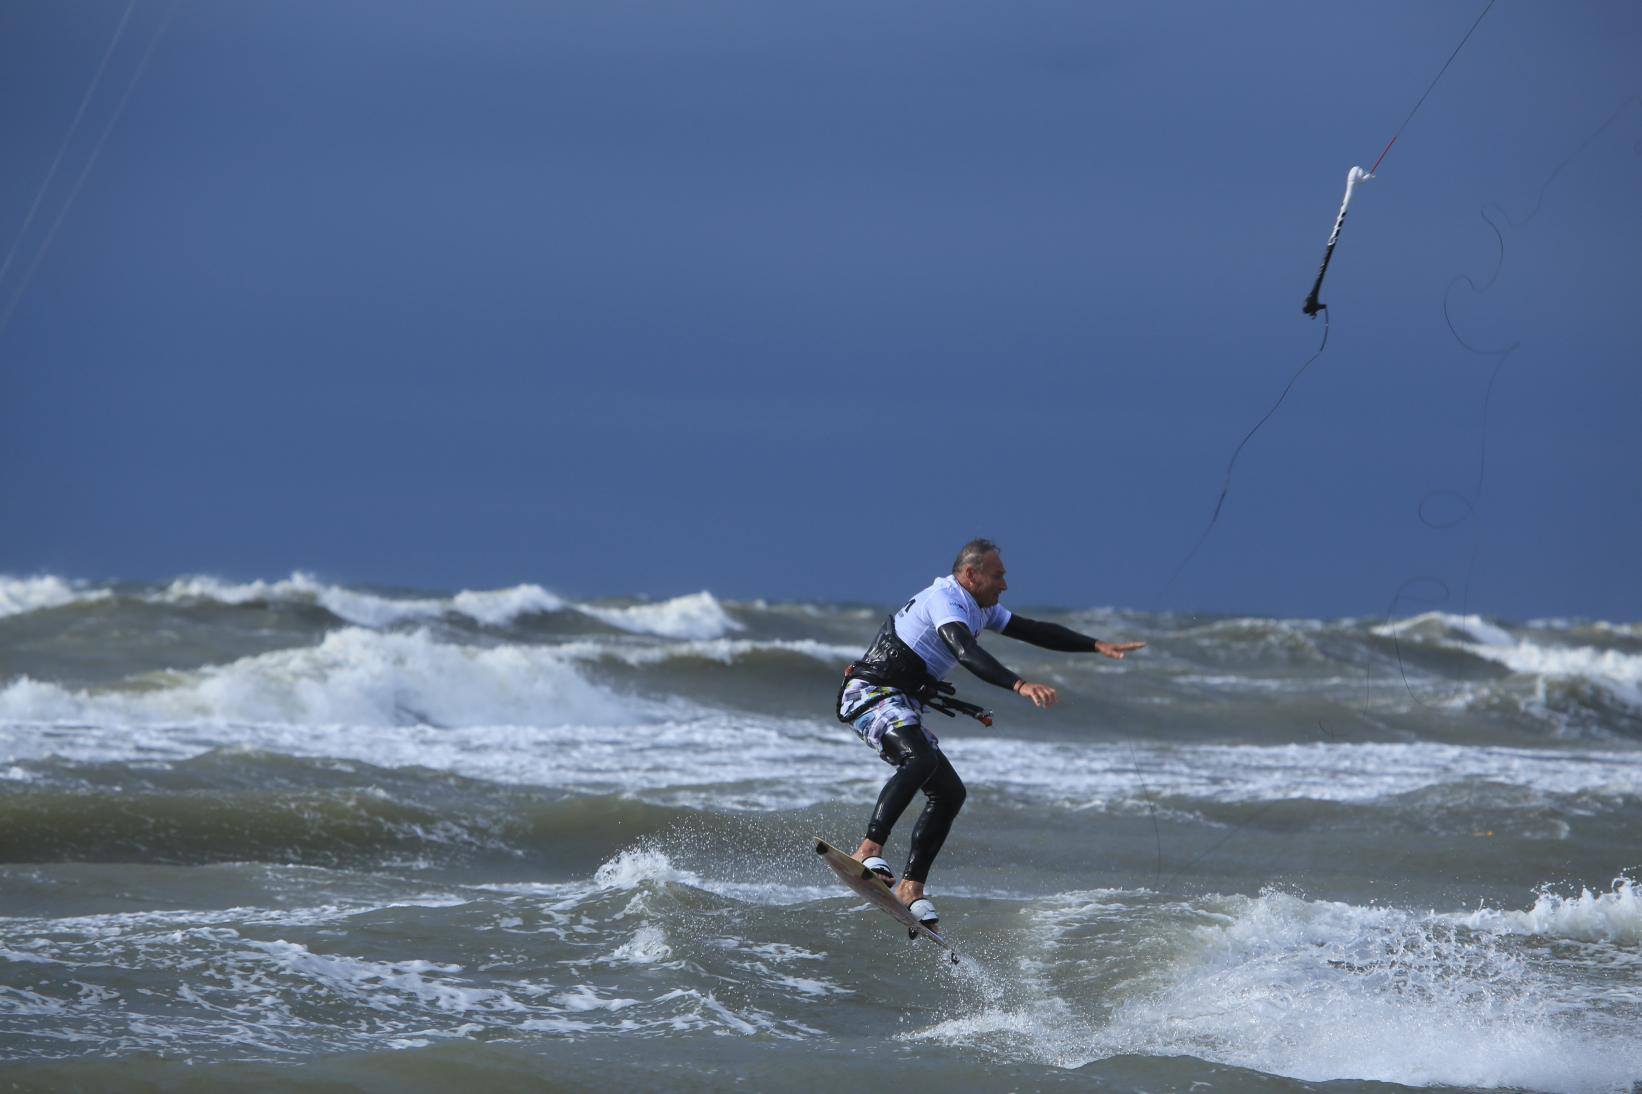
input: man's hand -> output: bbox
[1094,640,1146,660]
[1013,680,1058,708]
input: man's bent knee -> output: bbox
[880,725,939,773]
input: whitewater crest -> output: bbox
[0,628,644,728]
[1376,610,1642,721]
[577,591,744,640]
[0,575,111,618]
[1455,875,1642,945]
[156,572,566,628]
[155,573,748,638]
[1078,888,1642,1092]
[0,571,750,640]
[593,847,709,891]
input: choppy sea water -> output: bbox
[2,573,1639,1092]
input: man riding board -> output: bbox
[835,539,1145,929]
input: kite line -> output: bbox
[1164,309,1329,591]
[1168,0,1502,593]
[1375,92,1642,705]
[0,1,177,342]
[1164,0,1504,885]
[0,0,139,294]
[1303,0,1502,317]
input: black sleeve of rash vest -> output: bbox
[937,622,1021,691]
[1001,615,1100,653]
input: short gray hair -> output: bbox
[952,538,1000,575]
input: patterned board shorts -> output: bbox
[838,677,939,753]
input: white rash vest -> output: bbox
[890,575,1012,681]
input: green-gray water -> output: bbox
[3,575,1639,1090]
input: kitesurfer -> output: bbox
[837,539,1145,927]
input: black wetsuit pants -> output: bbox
[864,724,967,884]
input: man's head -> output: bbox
[952,538,1007,607]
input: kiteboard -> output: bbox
[813,837,958,963]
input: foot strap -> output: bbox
[908,897,938,926]
[861,856,895,884]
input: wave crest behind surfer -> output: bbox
[838,539,1145,924]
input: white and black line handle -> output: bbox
[1302,166,1372,317]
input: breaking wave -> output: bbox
[0,628,648,729]
[1454,876,1642,945]
[0,575,110,618]
[910,886,1642,1092]
[1088,887,1642,1091]
[576,591,744,640]
[0,572,752,642]
[154,574,743,638]
[158,573,570,627]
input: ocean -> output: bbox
[1,573,1639,1091]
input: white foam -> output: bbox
[1451,614,1517,647]
[1,888,826,1059]
[157,572,563,628]
[0,628,653,729]
[605,926,673,965]
[0,896,466,937]
[758,971,850,998]
[951,738,1642,808]
[1087,889,1642,1092]
[1454,877,1642,945]
[551,984,640,1012]
[0,575,109,618]
[1466,639,1642,714]
[594,848,710,891]
[241,938,528,1014]
[0,946,63,965]
[1375,612,1642,716]
[709,939,825,963]
[650,988,790,1037]
[560,636,856,667]
[1375,611,1516,646]
[450,585,565,625]
[578,591,743,640]
[585,848,841,907]
[151,573,745,637]
[162,572,424,626]
[4,682,1641,812]
[0,984,71,1016]
[1528,619,1642,638]
[1,628,852,744]
[906,996,1093,1070]
[0,713,850,810]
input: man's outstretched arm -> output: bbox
[1003,616,1146,660]
[937,622,1058,708]
[937,621,1019,689]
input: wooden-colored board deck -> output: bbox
[813,837,958,961]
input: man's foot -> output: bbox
[887,876,937,928]
[860,857,894,885]
[906,897,939,928]
[852,840,894,885]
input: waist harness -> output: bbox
[835,614,994,727]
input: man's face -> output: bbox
[965,552,1008,607]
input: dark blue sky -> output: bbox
[2,1,1638,619]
